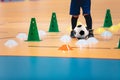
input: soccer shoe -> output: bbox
[88,29,94,38]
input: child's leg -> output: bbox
[69,0,80,38]
[70,16,79,38]
[71,16,79,30]
[84,14,92,30]
[82,0,94,37]
[84,14,94,37]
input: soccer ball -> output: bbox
[74,25,89,39]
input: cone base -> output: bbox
[115,47,120,49]
[25,40,41,42]
[48,30,60,32]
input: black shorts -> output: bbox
[70,0,91,15]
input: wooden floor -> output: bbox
[0,1,120,80]
[0,0,120,59]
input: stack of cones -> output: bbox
[58,44,73,51]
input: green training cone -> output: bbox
[103,9,113,28]
[27,18,40,41]
[117,39,120,49]
[48,12,59,32]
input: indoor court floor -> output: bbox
[0,0,120,80]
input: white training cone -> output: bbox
[60,35,71,43]
[4,39,18,48]
[38,30,47,40]
[87,37,98,44]
[16,33,27,40]
[87,37,99,47]
[101,30,113,40]
[76,39,88,49]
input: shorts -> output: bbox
[70,0,91,15]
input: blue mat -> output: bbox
[0,56,120,80]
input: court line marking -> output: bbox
[0,37,15,39]
[0,32,8,33]
[28,46,111,49]
[0,21,29,25]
